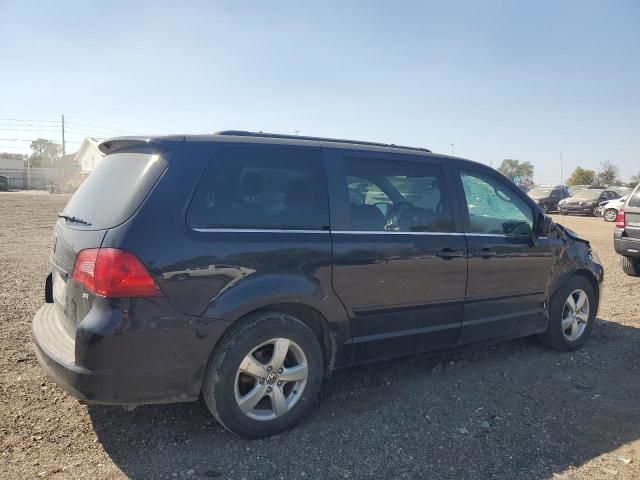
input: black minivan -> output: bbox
[33,132,603,437]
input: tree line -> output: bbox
[497,158,638,187]
[0,138,62,168]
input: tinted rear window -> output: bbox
[62,152,167,229]
[187,147,329,229]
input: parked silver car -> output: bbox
[596,196,628,222]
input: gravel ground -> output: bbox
[1,192,639,480]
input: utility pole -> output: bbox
[560,151,563,185]
[61,114,66,158]
[450,144,454,155]
[60,114,66,190]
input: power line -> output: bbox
[0,117,60,124]
[0,122,61,128]
[0,118,139,136]
[66,120,140,134]
[0,114,144,158]
[0,127,61,132]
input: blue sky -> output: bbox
[1,0,638,183]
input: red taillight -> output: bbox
[616,209,626,229]
[72,248,162,298]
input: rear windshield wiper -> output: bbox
[57,213,92,226]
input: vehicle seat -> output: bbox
[350,204,385,231]
[232,171,265,223]
[284,179,313,224]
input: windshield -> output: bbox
[571,189,602,200]
[528,188,553,196]
[62,152,168,230]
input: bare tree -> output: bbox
[596,161,619,186]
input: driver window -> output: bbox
[343,157,454,232]
[460,171,533,236]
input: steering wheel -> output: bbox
[384,202,413,231]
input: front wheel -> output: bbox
[621,256,640,276]
[538,276,596,351]
[202,311,324,438]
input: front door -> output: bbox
[454,167,555,343]
[328,151,467,363]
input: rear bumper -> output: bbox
[32,303,222,405]
[614,233,640,258]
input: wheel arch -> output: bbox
[574,269,600,308]
[201,272,352,368]
[549,268,600,313]
[205,300,345,383]
[254,302,336,372]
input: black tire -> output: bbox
[537,276,596,352]
[202,311,324,438]
[621,256,640,276]
[603,209,617,222]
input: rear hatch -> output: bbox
[51,151,168,337]
[624,186,640,239]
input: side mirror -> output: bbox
[535,213,554,237]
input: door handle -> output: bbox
[472,248,497,258]
[436,248,465,259]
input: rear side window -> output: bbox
[187,147,329,229]
[62,152,168,230]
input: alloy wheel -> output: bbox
[234,338,308,421]
[561,289,590,342]
[604,209,617,222]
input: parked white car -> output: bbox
[597,195,628,222]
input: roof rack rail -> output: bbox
[215,130,431,153]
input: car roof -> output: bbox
[99,131,438,157]
[97,131,497,172]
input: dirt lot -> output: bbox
[1,192,639,480]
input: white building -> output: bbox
[0,158,26,170]
[74,138,105,175]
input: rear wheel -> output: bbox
[538,276,596,351]
[202,311,323,438]
[621,256,640,276]
[604,209,617,222]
